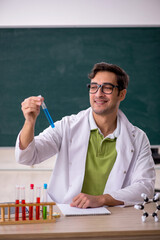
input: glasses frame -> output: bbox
[87,82,119,95]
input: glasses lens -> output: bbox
[102,84,113,94]
[89,83,98,93]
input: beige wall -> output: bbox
[0,147,55,202]
[0,147,159,203]
[0,0,160,27]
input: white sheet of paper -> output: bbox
[57,204,111,216]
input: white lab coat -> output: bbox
[15,108,155,206]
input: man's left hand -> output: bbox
[70,193,104,209]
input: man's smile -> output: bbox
[94,98,109,104]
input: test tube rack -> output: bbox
[0,202,58,225]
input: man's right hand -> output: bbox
[19,96,44,150]
[21,96,43,126]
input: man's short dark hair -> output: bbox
[88,62,129,91]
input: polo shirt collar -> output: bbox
[89,110,120,139]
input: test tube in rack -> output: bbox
[29,184,34,220]
[15,185,20,221]
[21,185,26,220]
[36,186,41,220]
[43,183,47,219]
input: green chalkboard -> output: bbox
[0,28,160,146]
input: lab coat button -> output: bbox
[124,171,127,174]
[131,149,134,153]
[132,134,135,137]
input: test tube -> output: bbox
[15,185,20,221]
[38,95,55,128]
[21,185,26,220]
[36,186,41,220]
[29,184,34,220]
[43,183,47,219]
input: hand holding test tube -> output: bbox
[39,95,55,128]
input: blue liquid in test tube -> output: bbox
[39,95,55,128]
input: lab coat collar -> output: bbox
[89,110,120,139]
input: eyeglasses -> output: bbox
[87,83,119,94]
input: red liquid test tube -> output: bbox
[36,186,41,220]
[21,185,26,220]
[29,184,34,220]
[15,185,20,221]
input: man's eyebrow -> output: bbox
[90,82,113,85]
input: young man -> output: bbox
[15,62,155,208]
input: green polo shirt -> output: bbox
[81,129,117,196]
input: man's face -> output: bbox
[89,71,126,116]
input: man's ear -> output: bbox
[119,89,127,101]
